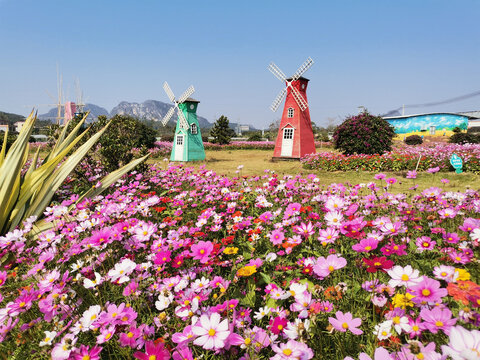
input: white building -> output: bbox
[14,121,25,133]
[0,124,8,132]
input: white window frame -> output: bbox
[287,107,294,118]
[283,128,294,140]
[190,123,198,135]
[176,135,184,145]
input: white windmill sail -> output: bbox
[160,82,195,130]
[268,57,314,112]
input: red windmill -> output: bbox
[268,57,316,159]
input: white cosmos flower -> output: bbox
[39,330,57,347]
[108,258,136,284]
[387,265,421,288]
[373,320,393,340]
[265,252,277,262]
[83,272,102,289]
[254,306,271,320]
[155,291,174,311]
[80,305,101,330]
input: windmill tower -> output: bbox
[161,82,206,162]
[268,57,316,159]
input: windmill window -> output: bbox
[190,104,195,110]
[287,107,294,118]
[283,128,294,139]
[190,123,198,135]
[176,135,184,145]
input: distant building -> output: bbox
[14,121,25,133]
[0,124,8,132]
[383,112,476,138]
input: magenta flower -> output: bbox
[410,277,448,305]
[154,250,172,265]
[72,345,102,360]
[427,166,440,173]
[133,340,170,360]
[386,177,397,185]
[190,241,214,264]
[192,313,230,350]
[420,307,457,335]
[352,237,379,253]
[269,229,285,245]
[269,316,288,335]
[328,311,363,335]
[374,173,386,180]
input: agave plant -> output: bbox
[0,111,149,236]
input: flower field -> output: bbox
[1,163,479,359]
[302,143,480,173]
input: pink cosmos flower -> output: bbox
[328,311,363,335]
[438,208,457,219]
[293,222,315,238]
[154,250,172,265]
[410,277,448,305]
[317,228,339,245]
[192,313,230,350]
[313,254,347,279]
[344,347,392,360]
[190,241,214,264]
[406,170,417,179]
[441,325,480,359]
[271,339,314,360]
[420,307,457,335]
[374,173,386,180]
[133,340,170,360]
[415,236,436,252]
[172,345,194,360]
[386,177,397,185]
[270,229,285,245]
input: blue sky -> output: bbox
[1,0,479,128]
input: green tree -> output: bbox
[210,115,235,145]
[333,110,395,155]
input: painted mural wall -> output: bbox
[385,113,469,138]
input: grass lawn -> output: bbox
[151,148,480,193]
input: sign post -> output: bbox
[450,154,463,174]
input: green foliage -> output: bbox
[0,111,25,126]
[405,135,423,145]
[452,126,462,134]
[0,133,17,152]
[247,132,263,141]
[0,112,149,235]
[449,132,480,144]
[333,111,395,155]
[92,115,156,172]
[210,115,235,145]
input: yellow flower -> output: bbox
[237,265,257,277]
[455,268,470,282]
[223,247,239,255]
[392,292,414,309]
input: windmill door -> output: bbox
[175,134,185,161]
[281,128,294,157]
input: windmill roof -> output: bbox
[286,76,310,82]
[184,97,200,103]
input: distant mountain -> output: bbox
[110,99,212,128]
[38,103,109,122]
[0,111,25,125]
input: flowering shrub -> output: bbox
[302,143,480,173]
[404,135,423,146]
[0,164,479,359]
[333,111,395,155]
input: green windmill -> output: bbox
[161,82,206,162]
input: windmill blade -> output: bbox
[270,88,287,112]
[177,107,189,130]
[177,85,195,104]
[161,107,175,126]
[291,57,314,81]
[163,81,175,102]
[290,86,308,111]
[268,62,287,82]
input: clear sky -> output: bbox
[1,0,479,128]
